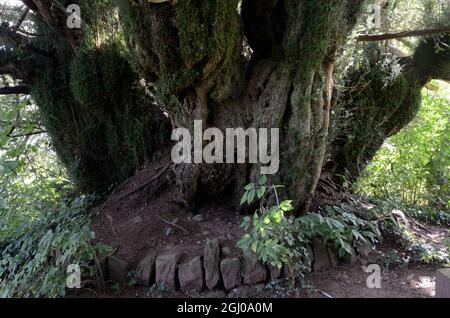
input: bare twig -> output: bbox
[159,217,190,234]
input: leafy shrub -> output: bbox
[0,197,107,298]
[237,179,381,276]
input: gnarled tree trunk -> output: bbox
[328,35,450,183]
[118,0,363,214]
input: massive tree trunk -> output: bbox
[3,1,449,214]
[328,35,450,183]
[118,0,363,214]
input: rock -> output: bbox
[269,265,282,281]
[220,258,242,290]
[242,250,267,285]
[356,240,373,257]
[228,285,261,298]
[201,290,227,298]
[341,248,358,265]
[135,248,159,286]
[222,247,232,257]
[436,268,450,298]
[327,246,339,268]
[392,209,409,229]
[179,256,204,293]
[312,238,331,271]
[107,255,130,284]
[204,239,221,289]
[193,215,204,222]
[226,234,234,241]
[155,252,184,291]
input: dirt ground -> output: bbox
[86,160,449,298]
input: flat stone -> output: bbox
[436,268,450,298]
[312,238,331,271]
[107,255,130,284]
[222,247,232,257]
[155,252,184,291]
[179,256,204,293]
[242,250,267,285]
[135,248,159,286]
[220,258,242,290]
[204,239,221,289]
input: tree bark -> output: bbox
[119,0,364,213]
[328,35,450,183]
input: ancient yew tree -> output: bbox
[1,0,449,213]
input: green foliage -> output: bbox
[0,196,107,298]
[29,33,169,193]
[0,92,106,298]
[372,201,449,265]
[238,177,299,270]
[238,180,381,276]
[356,82,450,212]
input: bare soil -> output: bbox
[86,160,449,298]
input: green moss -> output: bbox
[331,55,423,179]
[27,2,170,193]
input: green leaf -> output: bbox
[247,188,256,204]
[259,175,267,185]
[257,186,265,199]
[251,241,258,253]
[279,200,294,212]
[240,192,248,205]
[2,160,20,172]
[244,183,254,191]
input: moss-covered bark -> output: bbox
[2,0,171,193]
[117,0,363,213]
[328,36,450,183]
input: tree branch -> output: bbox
[356,27,450,42]
[13,7,30,30]
[0,85,30,95]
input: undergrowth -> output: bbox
[0,196,109,298]
[237,178,381,278]
[238,179,449,279]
